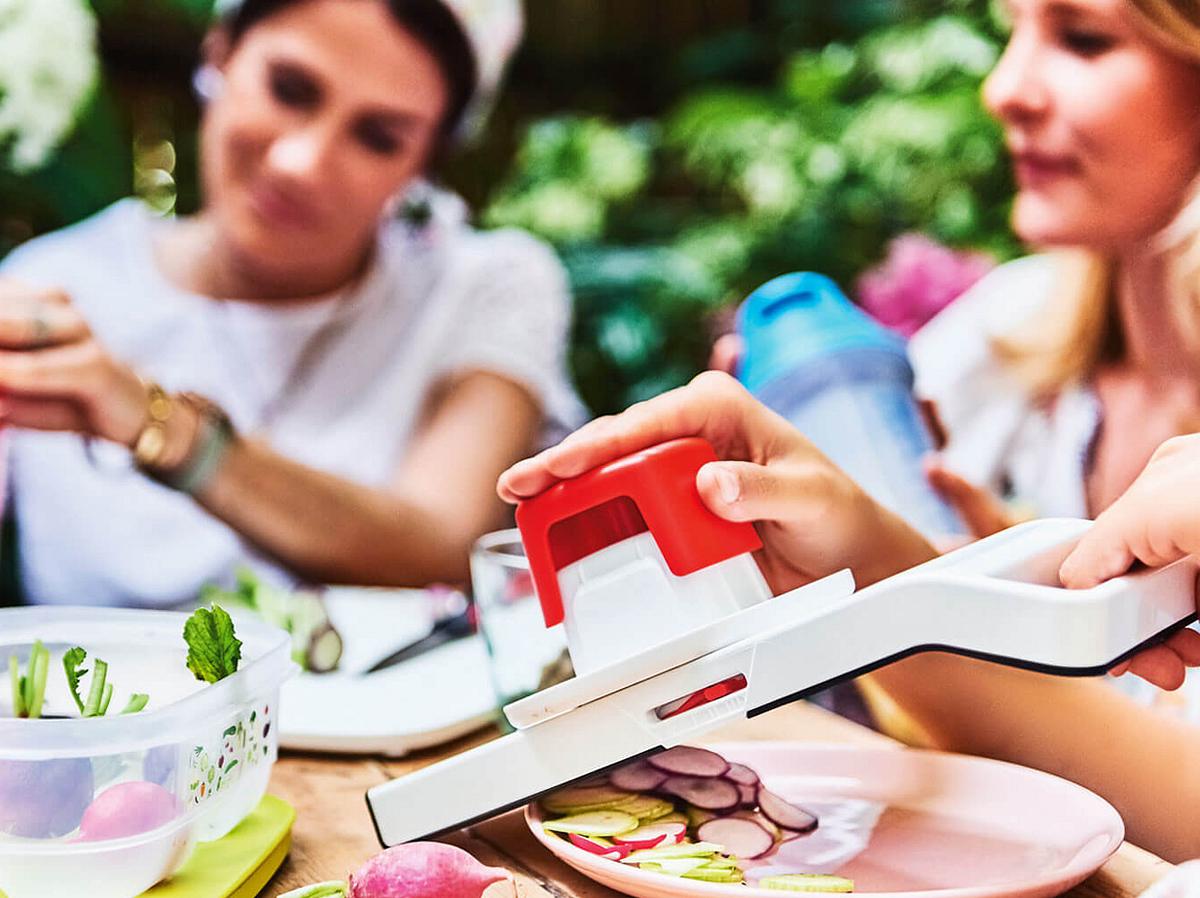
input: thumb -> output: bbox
[696,460,801,524]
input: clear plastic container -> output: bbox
[0,606,295,898]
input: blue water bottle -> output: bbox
[736,272,964,540]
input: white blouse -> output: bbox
[0,196,584,608]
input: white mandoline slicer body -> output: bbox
[367,517,1199,846]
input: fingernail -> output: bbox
[711,466,740,504]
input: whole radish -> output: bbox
[348,843,509,898]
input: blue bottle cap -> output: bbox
[735,272,906,394]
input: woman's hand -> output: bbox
[499,371,937,592]
[924,457,1020,540]
[1059,433,1200,690]
[0,278,148,446]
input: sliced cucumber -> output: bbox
[639,858,710,877]
[542,810,640,838]
[613,795,675,821]
[541,785,636,815]
[759,874,855,892]
[683,863,744,883]
[621,841,726,864]
[655,811,689,827]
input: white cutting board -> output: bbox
[277,588,498,756]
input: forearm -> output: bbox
[194,435,499,586]
[871,653,1200,861]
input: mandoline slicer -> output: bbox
[367,437,1199,846]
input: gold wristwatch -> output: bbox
[132,379,175,469]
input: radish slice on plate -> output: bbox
[660,776,740,811]
[647,746,730,778]
[736,783,757,807]
[725,763,760,787]
[610,760,668,793]
[757,786,819,834]
[732,809,782,842]
[612,822,687,850]
[697,817,777,860]
[568,833,630,859]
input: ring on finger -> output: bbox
[29,310,51,347]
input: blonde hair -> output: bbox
[998,0,1200,399]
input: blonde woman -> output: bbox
[915,0,1200,543]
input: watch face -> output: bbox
[134,424,167,467]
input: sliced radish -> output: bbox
[660,775,740,811]
[737,783,757,807]
[612,822,687,850]
[610,760,668,793]
[757,786,819,834]
[647,746,730,778]
[568,833,630,859]
[732,809,782,842]
[698,817,776,859]
[725,763,760,786]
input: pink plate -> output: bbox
[526,742,1124,898]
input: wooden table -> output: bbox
[265,703,1172,898]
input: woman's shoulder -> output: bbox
[910,253,1058,400]
[0,199,145,282]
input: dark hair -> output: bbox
[225,0,478,138]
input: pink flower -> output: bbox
[856,233,994,337]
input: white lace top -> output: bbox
[0,196,584,607]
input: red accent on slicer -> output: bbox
[516,438,763,628]
[654,674,748,720]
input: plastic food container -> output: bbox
[0,606,295,898]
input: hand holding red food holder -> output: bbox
[516,437,771,676]
[368,436,1198,847]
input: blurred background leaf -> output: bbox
[0,0,1019,415]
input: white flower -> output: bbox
[0,0,99,173]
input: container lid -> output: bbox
[736,272,907,393]
[515,438,762,628]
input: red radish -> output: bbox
[612,822,686,850]
[647,746,730,778]
[697,817,776,859]
[659,775,740,811]
[725,763,760,786]
[736,783,757,807]
[757,786,819,834]
[349,843,508,898]
[569,833,630,859]
[732,810,782,842]
[609,760,668,793]
[77,782,179,842]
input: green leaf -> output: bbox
[63,646,88,714]
[121,693,150,714]
[83,658,109,718]
[184,605,243,684]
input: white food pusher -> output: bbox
[366,438,1198,846]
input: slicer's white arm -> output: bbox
[367,518,1198,846]
[745,518,1198,717]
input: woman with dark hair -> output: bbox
[0,0,581,607]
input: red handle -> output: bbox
[516,438,762,627]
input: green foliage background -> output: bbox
[0,0,1020,415]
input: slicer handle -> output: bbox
[746,518,1199,716]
